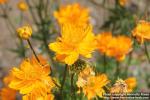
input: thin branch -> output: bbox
[60,64,68,97]
[144,42,150,63]
[27,39,40,63]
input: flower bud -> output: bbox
[17,25,32,40]
[17,1,28,11]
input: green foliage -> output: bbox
[102,3,136,35]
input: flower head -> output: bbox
[119,0,127,6]
[96,32,132,61]
[3,73,14,86]
[106,35,132,61]
[110,77,136,93]
[0,74,17,100]
[76,65,95,88]
[22,90,54,100]
[8,55,56,99]
[17,1,28,11]
[17,25,32,40]
[76,66,109,100]
[49,24,96,65]
[83,74,109,100]
[0,87,16,100]
[96,32,112,54]
[132,20,150,44]
[110,79,128,93]
[125,77,137,92]
[54,3,90,26]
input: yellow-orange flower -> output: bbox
[76,65,95,88]
[0,74,17,100]
[22,90,54,100]
[119,0,127,6]
[17,1,28,11]
[96,32,112,54]
[49,24,96,65]
[0,0,7,4]
[17,25,32,40]
[82,74,109,100]
[106,35,132,61]
[8,55,56,99]
[110,79,128,93]
[125,77,137,92]
[96,32,132,61]
[0,87,16,100]
[132,20,150,44]
[110,77,136,93]
[3,73,14,86]
[54,3,90,26]
[77,66,109,100]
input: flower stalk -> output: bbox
[125,52,132,77]
[103,54,107,73]
[60,64,68,97]
[144,42,150,63]
[115,61,120,79]
[27,39,40,63]
[71,73,75,98]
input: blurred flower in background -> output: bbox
[0,0,7,4]
[132,20,150,44]
[17,1,28,11]
[54,3,90,26]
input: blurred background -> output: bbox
[0,0,150,92]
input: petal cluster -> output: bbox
[49,24,96,65]
[0,87,16,100]
[124,77,137,92]
[96,32,132,61]
[8,55,56,100]
[119,0,127,6]
[132,20,150,44]
[96,32,112,54]
[76,65,95,88]
[76,66,109,100]
[17,25,32,40]
[0,74,17,100]
[0,0,7,4]
[17,1,28,11]
[54,3,90,26]
[110,77,136,93]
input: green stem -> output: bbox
[20,39,26,57]
[125,52,132,77]
[52,78,60,88]
[79,91,83,100]
[103,54,107,73]
[36,0,55,68]
[115,61,120,79]
[45,0,49,18]
[71,73,75,98]
[25,0,39,25]
[42,31,55,68]
[19,12,26,58]
[60,65,68,97]
[144,42,150,63]
[27,39,40,63]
